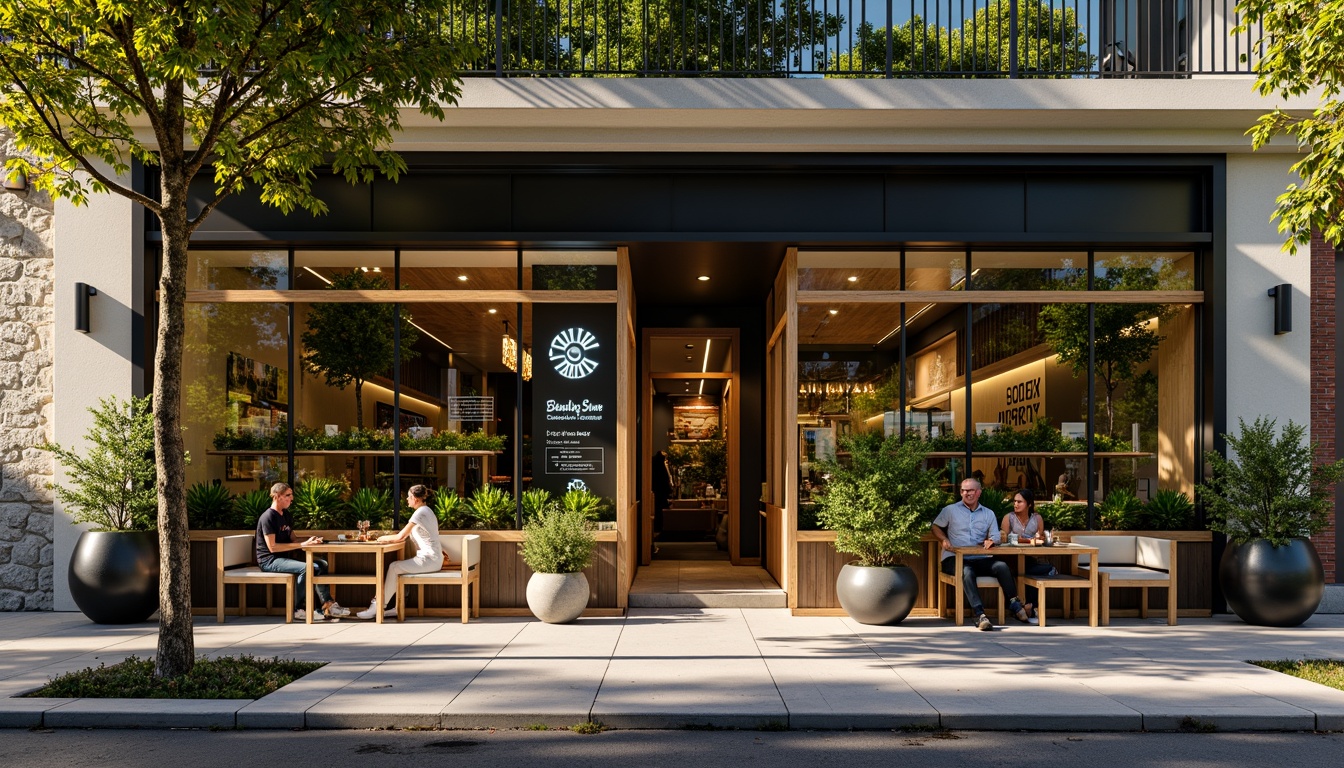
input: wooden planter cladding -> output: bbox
[189,530,622,618]
[792,530,1213,619]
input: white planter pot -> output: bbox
[526,571,590,624]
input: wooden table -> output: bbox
[302,540,405,624]
[947,542,1100,628]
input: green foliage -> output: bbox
[976,487,1012,518]
[1097,487,1144,530]
[289,476,349,530]
[828,1,1092,77]
[1198,417,1344,546]
[467,485,515,530]
[186,482,235,530]
[520,506,595,574]
[521,488,556,524]
[1251,659,1344,694]
[1038,500,1086,531]
[1144,489,1194,531]
[214,426,505,453]
[813,433,945,567]
[24,655,324,700]
[434,488,471,530]
[42,396,158,531]
[1237,0,1344,254]
[300,270,419,429]
[559,488,605,522]
[676,439,728,494]
[920,418,1132,453]
[345,487,392,528]
[232,489,274,530]
[570,720,605,735]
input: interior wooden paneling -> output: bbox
[1159,305,1196,496]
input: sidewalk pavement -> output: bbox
[4,609,1344,732]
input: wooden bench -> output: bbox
[937,569,1006,624]
[217,534,294,623]
[398,534,481,624]
[1070,534,1178,626]
[1018,573,1092,627]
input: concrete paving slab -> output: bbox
[239,660,381,729]
[43,698,248,729]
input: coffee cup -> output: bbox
[1008,533,1018,545]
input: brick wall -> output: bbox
[1312,230,1337,583]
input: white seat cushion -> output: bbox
[402,571,466,580]
[1085,565,1171,581]
[222,566,290,579]
[1071,535,1136,566]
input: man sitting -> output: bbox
[255,482,350,621]
[932,477,1030,631]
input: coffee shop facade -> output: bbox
[27,71,1338,617]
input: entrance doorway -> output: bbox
[641,329,738,566]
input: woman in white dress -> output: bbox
[357,484,444,620]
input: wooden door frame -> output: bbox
[641,327,741,566]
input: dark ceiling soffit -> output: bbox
[164,232,1214,247]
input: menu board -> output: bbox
[531,304,617,501]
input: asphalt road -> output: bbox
[3,728,1342,767]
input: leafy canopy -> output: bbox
[1238,0,1344,253]
[43,396,158,532]
[1199,417,1344,546]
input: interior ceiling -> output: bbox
[628,242,785,308]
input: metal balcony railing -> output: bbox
[439,0,1260,78]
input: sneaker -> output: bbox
[1010,599,1030,623]
[325,601,351,618]
[355,601,381,621]
[295,608,327,622]
[1027,616,1039,626]
[976,614,993,631]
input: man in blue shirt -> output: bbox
[931,477,1030,630]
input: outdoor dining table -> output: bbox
[947,541,1100,628]
[301,540,405,625]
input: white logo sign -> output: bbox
[567,478,589,492]
[549,327,600,379]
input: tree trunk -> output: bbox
[153,171,195,679]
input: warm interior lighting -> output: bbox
[847,275,858,282]
[488,308,497,314]
[828,309,838,315]
[302,265,451,351]
[501,321,531,380]
[457,274,468,282]
[697,275,710,281]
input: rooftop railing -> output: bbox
[442,0,1260,78]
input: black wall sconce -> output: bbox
[1267,283,1292,335]
[74,282,97,333]
[2,170,28,194]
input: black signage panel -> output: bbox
[531,304,617,501]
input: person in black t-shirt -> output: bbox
[255,482,350,621]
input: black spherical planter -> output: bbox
[836,563,918,625]
[68,530,159,624]
[1220,537,1324,628]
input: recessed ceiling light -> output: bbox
[360,266,369,272]
[829,309,839,315]
[697,275,710,282]
[372,267,381,273]
[685,344,694,349]
[457,274,468,282]
[847,275,857,282]
[685,356,693,361]
[488,308,497,314]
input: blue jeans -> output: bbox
[941,556,1019,615]
[261,555,330,610]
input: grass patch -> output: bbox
[525,723,549,731]
[571,721,605,734]
[1252,659,1344,693]
[23,655,324,699]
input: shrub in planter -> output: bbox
[433,488,471,530]
[1098,487,1144,530]
[1143,489,1194,530]
[813,432,944,624]
[232,488,274,530]
[290,476,349,530]
[520,488,555,524]
[345,487,392,529]
[520,506,596,623]
[1199,417,1344,626]
[467,485,514,530]
[186,481,235,530]
[42,395,160,624]
[1039,499,1086,531]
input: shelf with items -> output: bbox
[925,451,1153,459]
[206,450,500,457]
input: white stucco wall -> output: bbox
[51,168,138,611]
[1223,153,1314,432]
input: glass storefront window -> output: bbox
[1094,251,1196,291]
[971,251,1086,291]
[293,250,395,290]
[188,249,287,290]
[400,250,517,290]
[905,251,967,290]
[797,251,900,291]
[523,250,617,291]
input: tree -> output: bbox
[1239,0,1344,254]
[301,270,420,430]
[0,1,472,678]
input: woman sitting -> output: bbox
[356,484,444,620]
[1000,489,1056,623]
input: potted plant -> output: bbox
[42,396,160,624]
[813,432,944,625]
[1198,417,1344,627]
[520,504,596,623]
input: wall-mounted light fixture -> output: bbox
[1267,283,1292,335]
[3,170,28,194]
[74,282,97,333]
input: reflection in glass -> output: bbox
[293,250,394,290]
[797,251,900,291]
[1093,251,1195,291]
[905,251,967,290]
[971,251,1086,291]
[400,250,516,290]
[523,250,617,290]
[188,250,287,290]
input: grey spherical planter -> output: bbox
[68,530,159,624]
[1220,537,1324,628]
[836,563,918,625]
[526,571,590,624]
